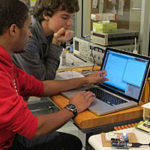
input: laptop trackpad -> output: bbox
[89,98,115,115]
[61,87,88,99]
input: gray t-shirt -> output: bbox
[13,21,63,80]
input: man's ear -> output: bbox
[9,24,18,36]
[43,14,50,21]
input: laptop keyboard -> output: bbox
[86,87,127,106]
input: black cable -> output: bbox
[90,46,96,71]
[129,142,150,147]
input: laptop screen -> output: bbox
[101,48,150,102]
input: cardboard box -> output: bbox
[93,22,117,33]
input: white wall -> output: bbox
[75,0,91,37]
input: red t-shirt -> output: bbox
[0,46,44,149]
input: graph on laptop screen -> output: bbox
[101,50,149,101]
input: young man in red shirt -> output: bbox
[0,0,108,150]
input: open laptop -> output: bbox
[62,48,150,115]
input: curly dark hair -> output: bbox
[0,0,28,35]
[33,0,79,22]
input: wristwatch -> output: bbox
[64,104,77,119]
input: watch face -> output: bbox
[65,104,77,118]
[67,104,76,109]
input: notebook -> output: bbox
[62,48,150,115]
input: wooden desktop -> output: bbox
[52,94,143,130]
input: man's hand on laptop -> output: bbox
[85,70,108,85]
[70,91,96,113]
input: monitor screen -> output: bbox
[101,49,149,101]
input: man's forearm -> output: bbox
[42,77,88,96]
[52,36,61,46]
[32,108,74,139]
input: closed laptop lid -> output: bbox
[100,48,150,103]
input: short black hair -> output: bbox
[0,0,29,35]
[33,0,79,22]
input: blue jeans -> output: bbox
[9,131,82,150]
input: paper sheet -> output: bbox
[118,0,124,16]
[92,0,98,8]
[142,102,150,109]
[55,71,84,80]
